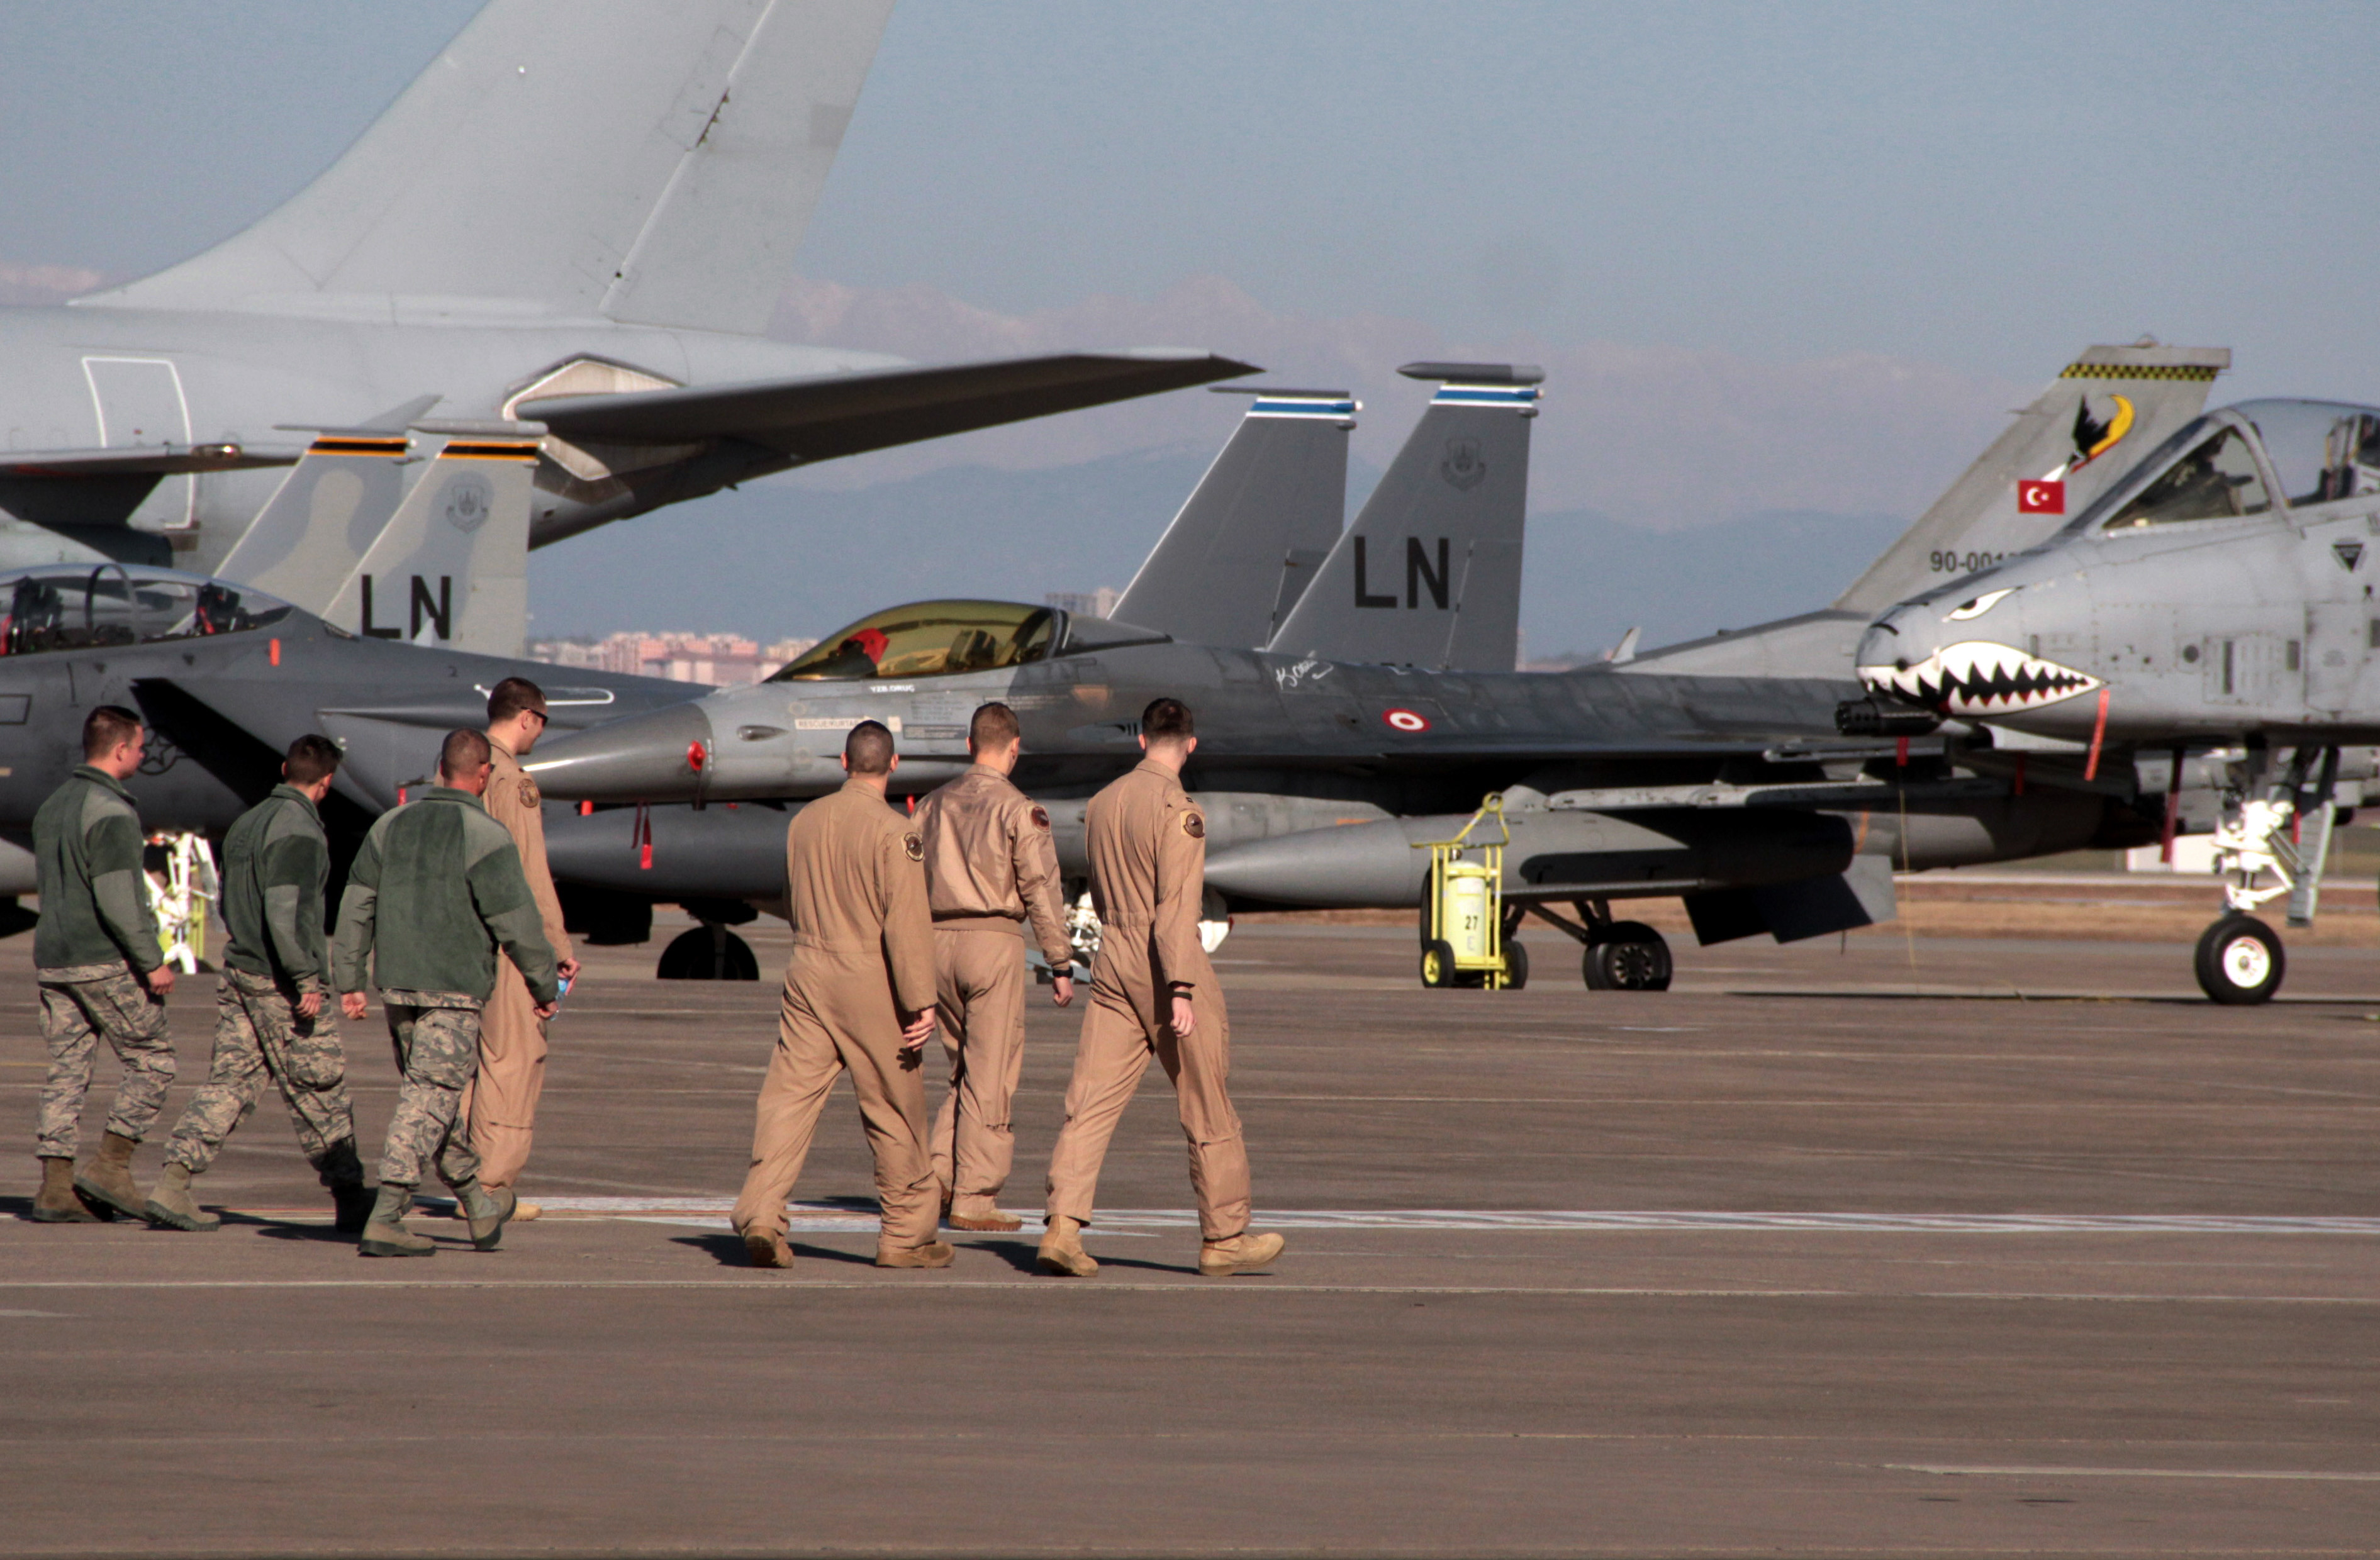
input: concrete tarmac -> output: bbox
[3,919,2376,1557]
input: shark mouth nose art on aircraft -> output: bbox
[1858,640,2103,716]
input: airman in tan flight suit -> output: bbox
[914,701,1075,1232]
[1041,698,1284,1278]
[467,677,580,1221]
[731,721,951,1270]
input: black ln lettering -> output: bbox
[410,574,452,640]
[359,576,402,640]
[1407,536,1450,610]
[1353,537,1396,608]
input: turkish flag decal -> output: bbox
[2018,479,2065,515]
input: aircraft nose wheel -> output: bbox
[2194,914,2284,1005]
[657,923,760,981]
[1583,922,1672,991]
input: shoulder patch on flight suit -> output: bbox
[903,830,924,862]
[1030,806,1050,830]
[1181,810,1204,840]
[519,777,540,810]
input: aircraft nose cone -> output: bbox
[524,701,715,803]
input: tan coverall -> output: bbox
[914,764,1073,1215]
[730,779,941,1254]
[1045,760,1251,1241]
[464,738,573,1191]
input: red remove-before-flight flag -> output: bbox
[2018,479,2065,515]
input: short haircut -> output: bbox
[283,734,343,786]
[844,720,895,776]
[439,727,492,781]
[487,676,547,725]
[1141,697,1194,742]
[969,701,1020,750]
[82,705,143,760]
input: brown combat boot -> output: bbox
[72,1131,147,1220]
[357,1184,434,1257]
[741,1227,793,1268]
[30,1156,98,1223]
[142,1161,221,1232]
[1198,1230,1287,1276]
[948,1195,1022,1233]
[875,1240,955,1269]
[455,1181,515,1252]
[1036,1214,1098,1277]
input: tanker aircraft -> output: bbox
[0,0,1249,576]
[1858,394,2380,1002]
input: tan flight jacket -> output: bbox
[785,779,937,1013]
[1083,759,1210,994]
[487,738,574,967]
[914,765,1073,967]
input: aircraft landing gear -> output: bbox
[657,924,759,979]
[1583,921,1672,992]
[1519,899,1674,991]
[2194,915,2284,1005]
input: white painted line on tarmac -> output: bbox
[484,1200,2380,1236]
[1892,1464,2380,1481]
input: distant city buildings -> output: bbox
[527,632,817,686]
[1045,588,1122,619]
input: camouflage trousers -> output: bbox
[376,993,484,1191]
[35,962,175,1159]
[164,968,357,1177]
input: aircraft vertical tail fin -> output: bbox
[1110,387,1356,648]
[1266,363,1539,671]
[213,430,416,611]
[322,423,542,657]
[81,0,893,334]
[1833,342,2230,613]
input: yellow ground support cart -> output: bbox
[1414,794,1526,989]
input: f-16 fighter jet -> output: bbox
[1859,394,2380,1003]
[0,1,1251,576]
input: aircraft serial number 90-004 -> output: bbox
[1931,550,2008,575]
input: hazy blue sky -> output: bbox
[3,1,2377,401]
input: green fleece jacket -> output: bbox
[31,765,159,974]
[220,785,331,991]
[330,786,559,1003]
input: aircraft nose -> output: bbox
[524,701,715,803]
[1854,610,1925,701]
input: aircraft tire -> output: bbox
[2194,915,2283,1005]
[1419,939,1458,989]
[1501,940,1529,990]
[657,925,761,981]
[1583,922,1672,992]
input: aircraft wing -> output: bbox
[0,442,305,477]
[517,350,1260,464]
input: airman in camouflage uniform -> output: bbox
[148,735,371,1233]
[30,706,176,1223]
[333,728,559,1258]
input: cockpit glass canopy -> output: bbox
[2234,398,2380,508]
[0,566,294,657]
[769,600,1059,682]
[2096,420,2272,530]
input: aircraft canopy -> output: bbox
[0,566,294,658]
[2081,399,2380,534]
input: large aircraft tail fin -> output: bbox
[215,395,441,608]
[1110,387,1356,648]
[81,1,893,334]
[1266,363,1539,671]
[1833,341,2230,613]
[321,424,542,657]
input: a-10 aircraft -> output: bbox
[1860,394,2380,1002]
[0,0,1247,577]
[525,346,2241,988]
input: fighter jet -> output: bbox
[527,348,2237,989]
[1857,394,2380,1003]
[0,1,1251,575]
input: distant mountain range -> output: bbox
[526,448,1907,662]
